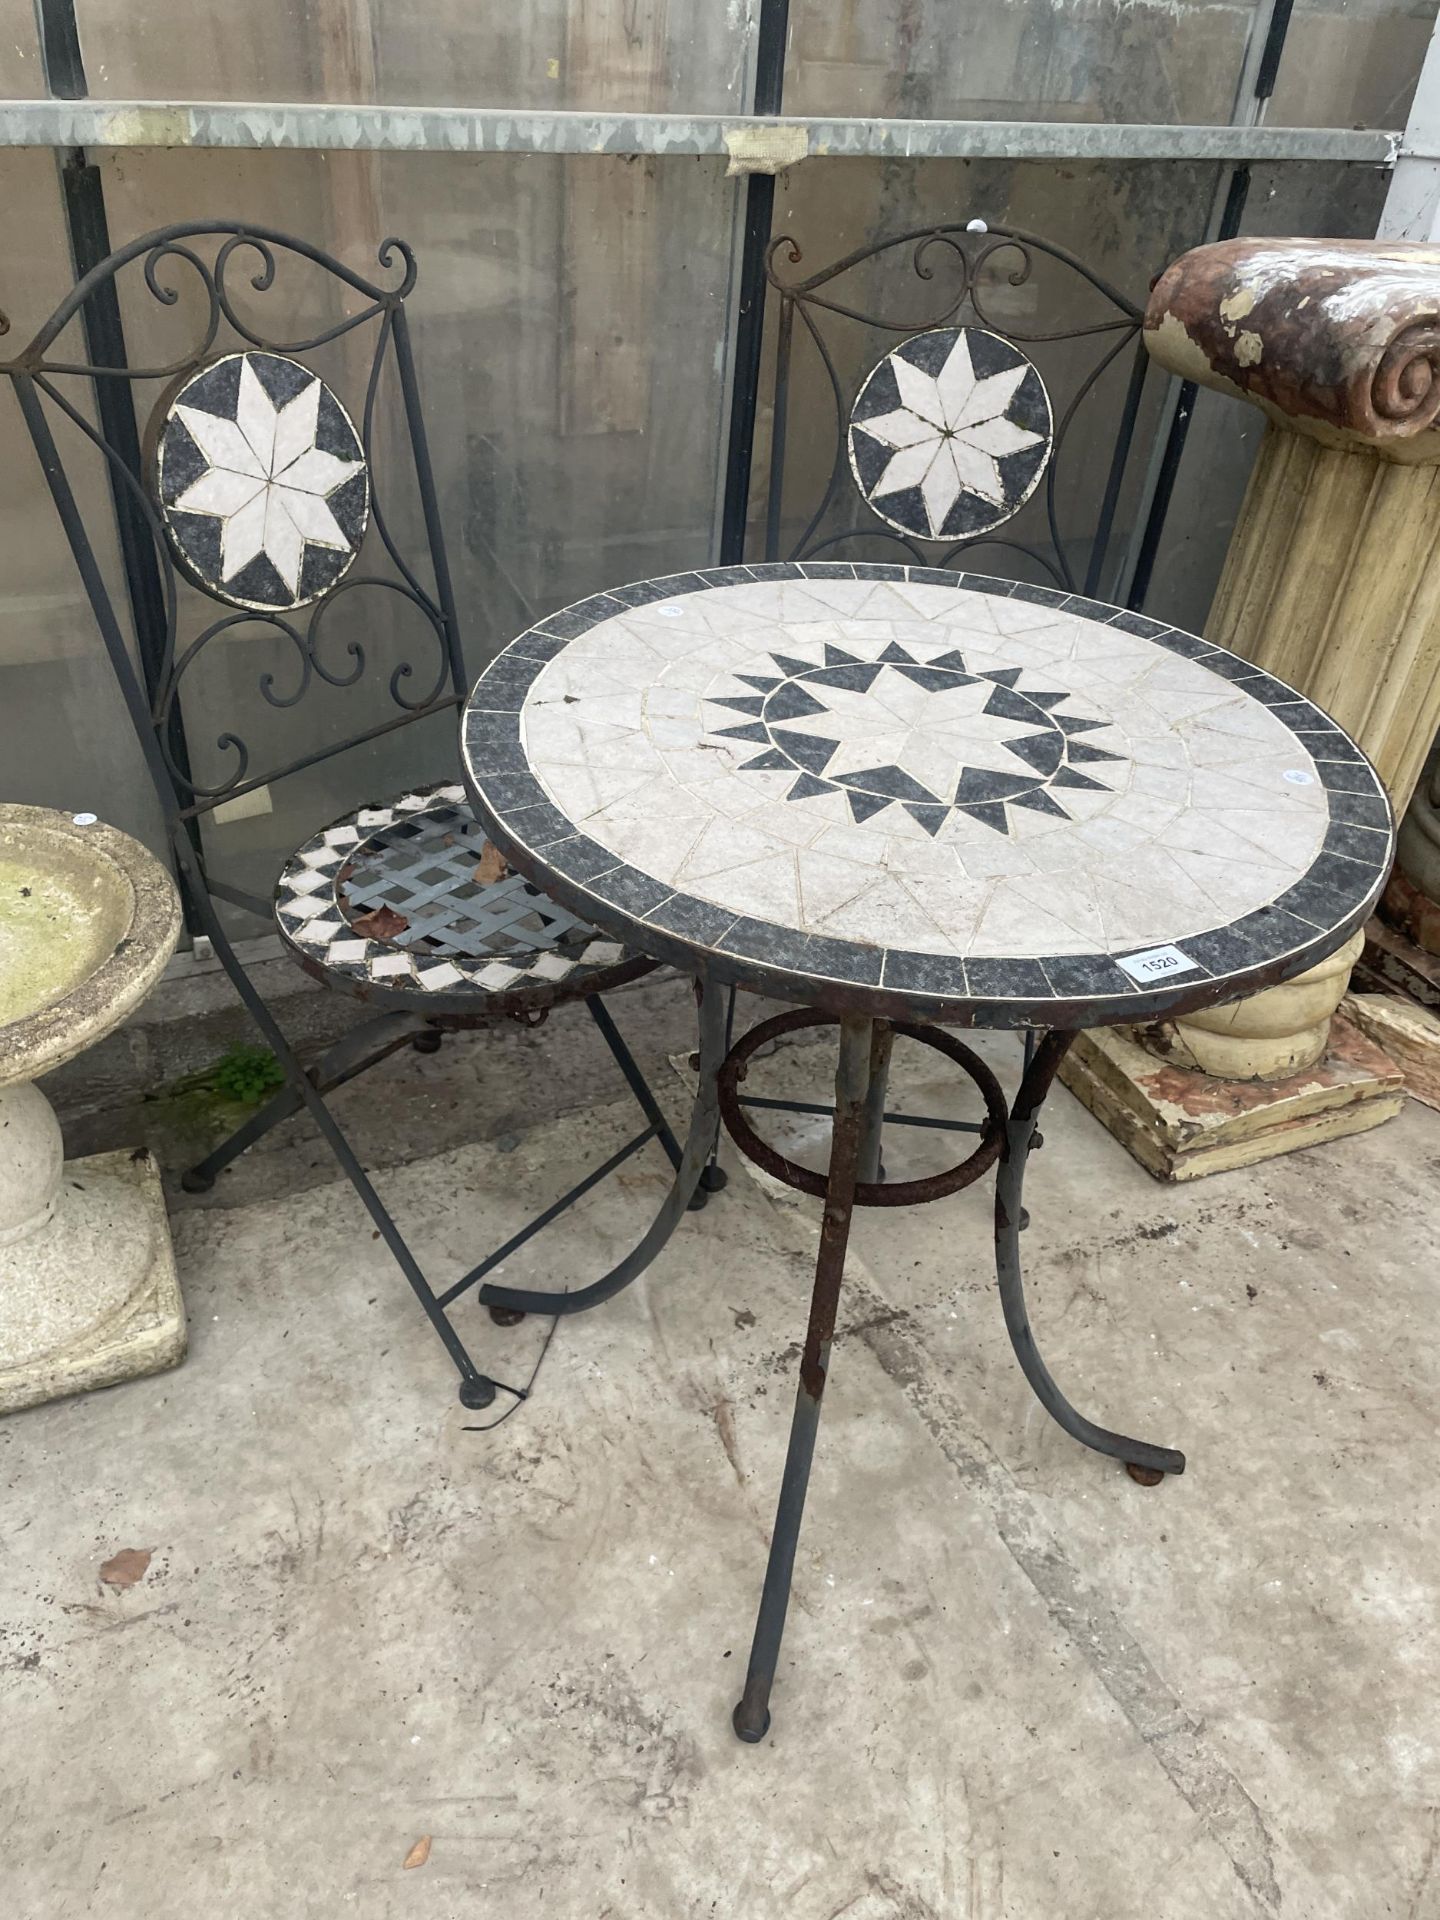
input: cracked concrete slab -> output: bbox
[2,1032,1437,1917]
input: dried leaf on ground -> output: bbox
[99,1547,153,1589]
[474,841,508,886]
[349,905,409,941]
[402,1836,432,1871]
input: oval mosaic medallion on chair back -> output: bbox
[847,327,1053,543]
[0,225,469,843]
[755,224,1153,598]
[154,350,371,612]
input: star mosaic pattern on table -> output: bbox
[847,328,1052,541]
[273,786,644,1010]
[703,629,1122,834]
[155,351,370,611]
[461,564,1393,1025]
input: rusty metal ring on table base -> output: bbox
[717,1008,1008,1206]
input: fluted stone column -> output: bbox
[1062,238,1440,1176]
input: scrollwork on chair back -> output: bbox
[759,222,1150,596]
[1,222,464,830]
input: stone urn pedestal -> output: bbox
[0,805,184,1413]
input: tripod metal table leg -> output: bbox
[733,1013,873,1744]
[995,1031,1186,1482]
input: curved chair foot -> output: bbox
[487,1304,526,1328]
[180,1167,216,1194]
[411,1029,443,1054]
[458,1374,497,1410]
[996,1033,1187,1480]
[477,979,729,1320]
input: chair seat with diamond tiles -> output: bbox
[275,786,654,1013]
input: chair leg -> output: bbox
[181,1010,429,1193]
[584,992,720,1212]
[584,992,682,1168]
[180,1081,303,1192]
[172,843,501,1409]
[474,977,728,1320]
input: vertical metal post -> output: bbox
[34,0,203,911]
[719,0,791,566]
[733,1012,870,1743]
[1121,0,1289,610]
[390,303,469,695]
[1378,11,1440,239]
[1126,165,1251,610]
[1085,338,1149,599]
[762,294,795,561]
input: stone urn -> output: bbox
[0,805,183,1413]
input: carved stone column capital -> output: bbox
[1146,236,1440,462]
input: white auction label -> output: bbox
[1117,944,1200,984]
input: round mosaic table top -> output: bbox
[460,563,1393,1027]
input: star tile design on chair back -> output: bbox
[847,328,1053,541]
[154,351,371,611]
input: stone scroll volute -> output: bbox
[1146,236,1440,462]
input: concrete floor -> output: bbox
[4,983,1439,1918]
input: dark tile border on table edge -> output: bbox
[461,564,1396,1032]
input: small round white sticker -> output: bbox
[657,604,684,618]
[72,811,98,825]
[1282,769,1315,786]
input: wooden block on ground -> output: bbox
[1343,992,1440,1112]
[1363,911,1440,1014]
[1059,1014,1404,1182]
[1381,868,1440,959]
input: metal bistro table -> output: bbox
[460,561,1391,1743]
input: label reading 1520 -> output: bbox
[1117,945,1200,985]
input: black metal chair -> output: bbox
[0,222,722,1412]
[707,219,1158,1159]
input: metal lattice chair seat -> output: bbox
[275,785,655,1014]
